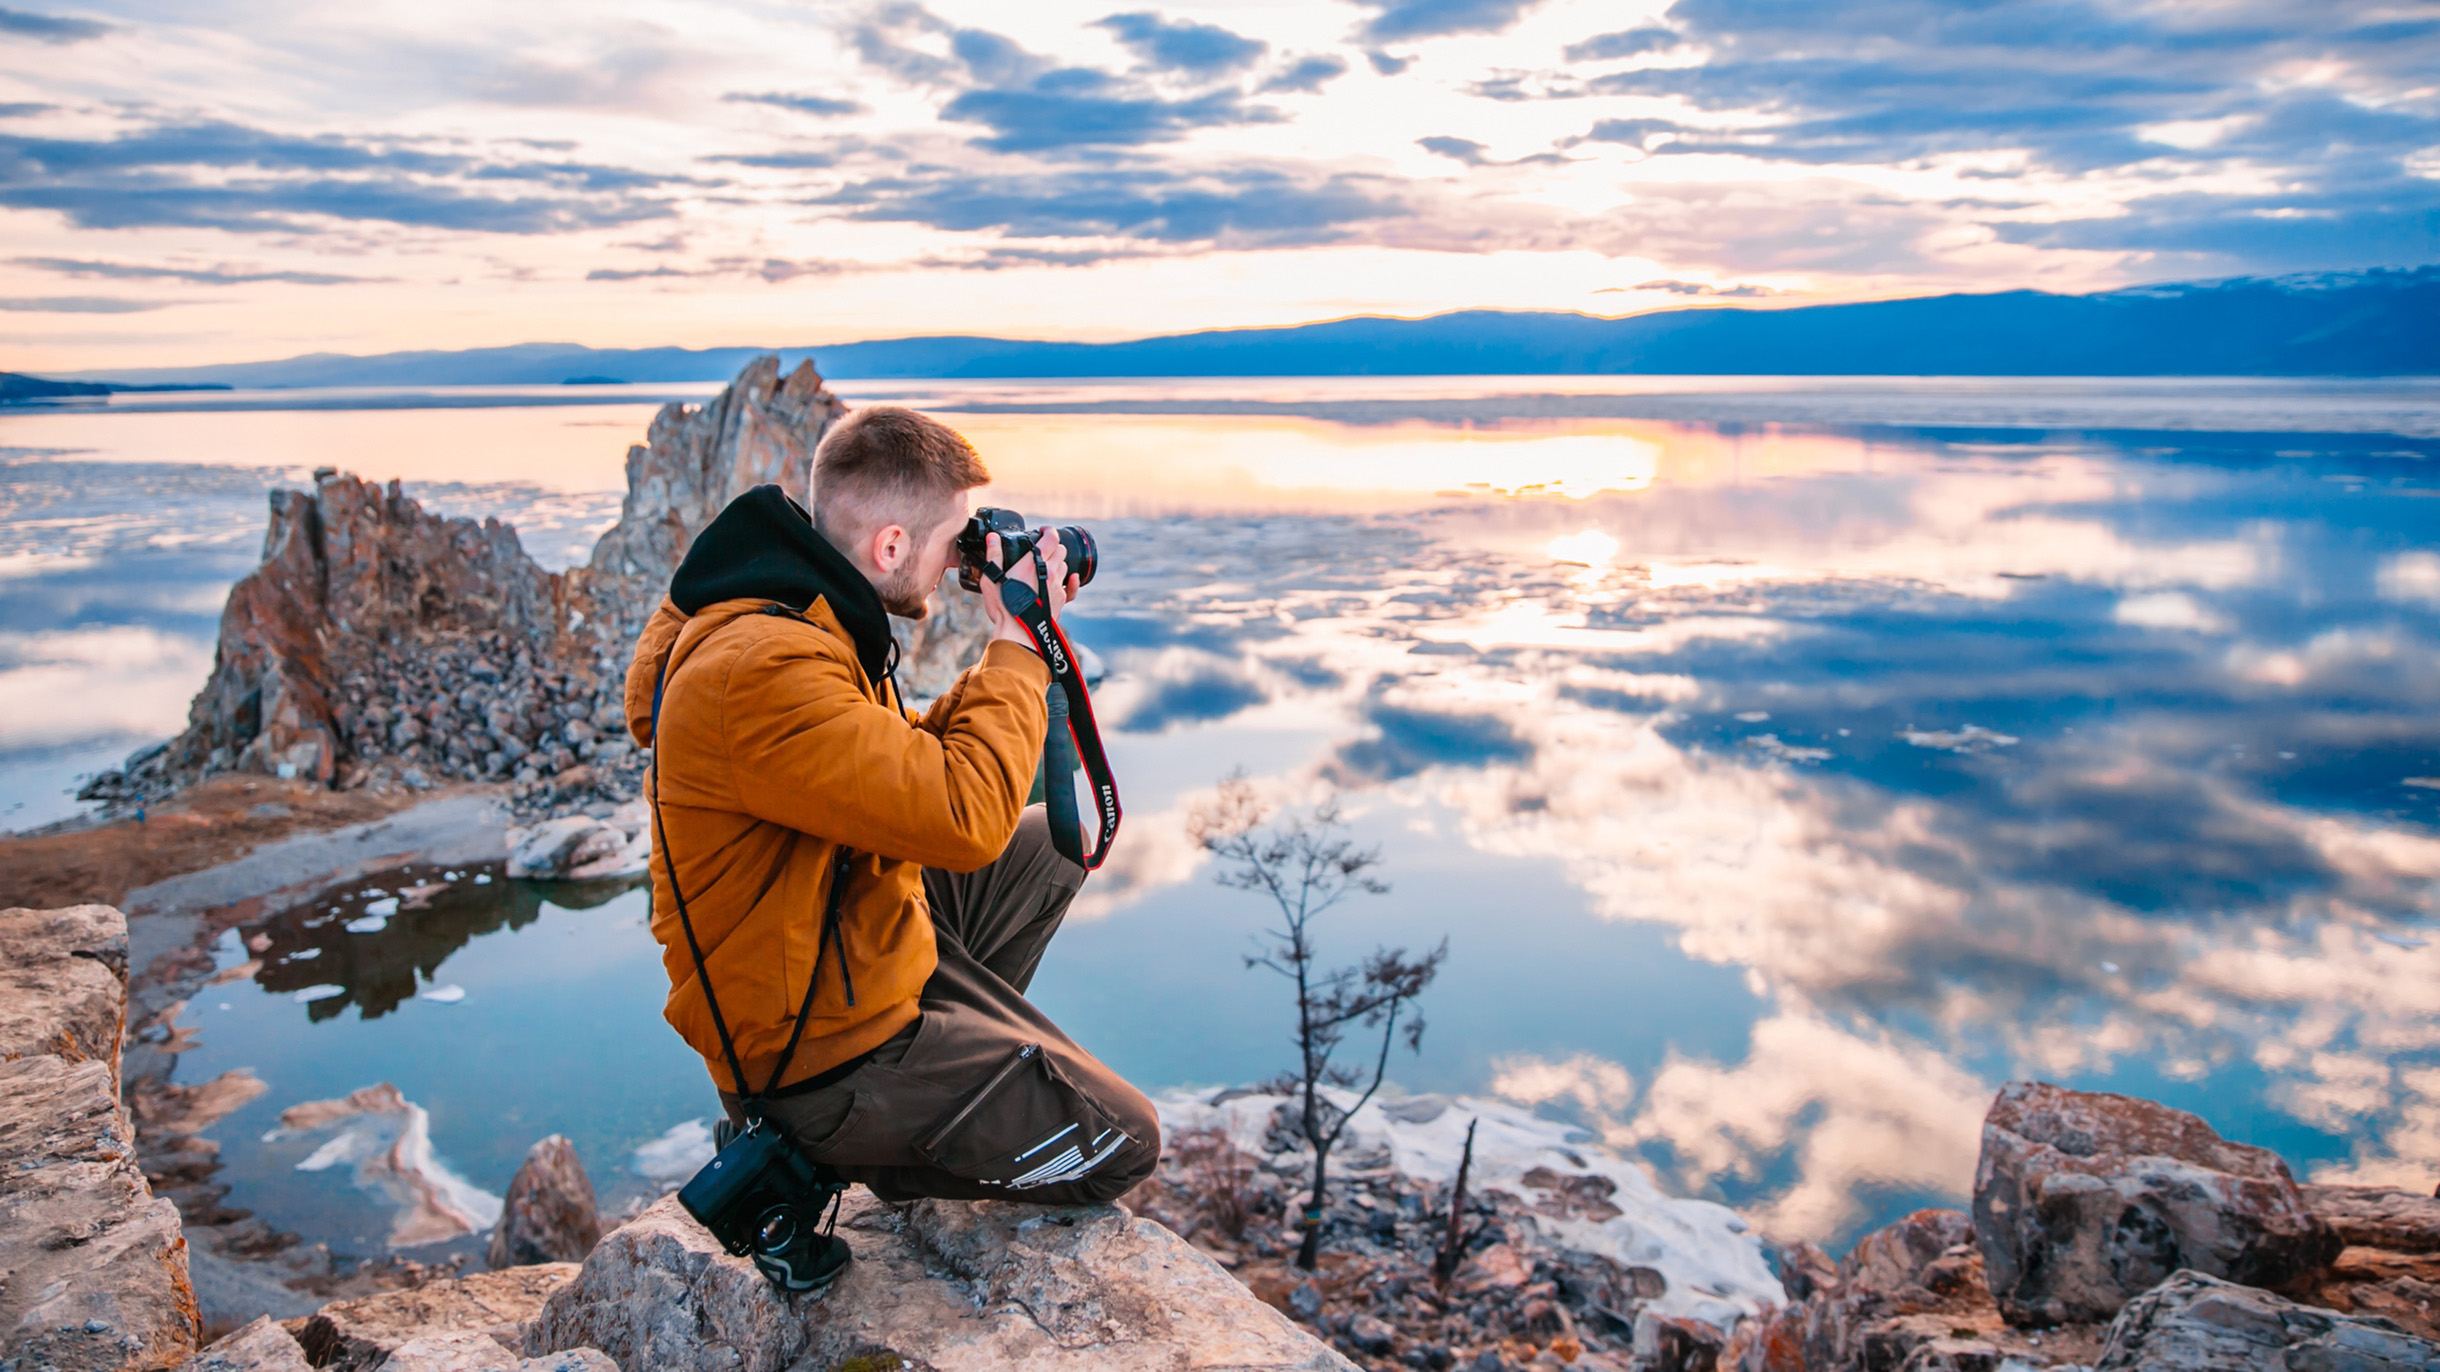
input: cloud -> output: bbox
[1366,51,1413,75]
[0,295,178,312]
[15,255,374,285]
[1611,278,1783,297]
[0,5,108,42]
[703,150,840,169]
[1352,0,1546,41]
[1259,55,1349,95]
[0,102,54,117]
[1581,117,1683,149]
[940,72,1278,152]
[1095,12,1266,75]
[1563,27,1680,61]
[1417,134,1573,168]
[0,120,682,234]
[818,164,1407,245]
[722,91,865,117]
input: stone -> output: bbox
[372,1331,520,1371]
[2094,1268,2439,1370]
[0,1054,198,1371]
[91,356,845,810]
[2306,1183,2440,1253]
[180,1316,313,1371]
[488,1136,602,1270]
[1348,1313,1396,1355]
[288,1264,580,1371]
[0,904,129,1080]
[526,1191,1356,1372]
[1972,1080,2340,1327]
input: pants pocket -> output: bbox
[914,1042,1134,1191]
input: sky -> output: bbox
[1,0,2435,370]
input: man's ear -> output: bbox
[868,522,911,573]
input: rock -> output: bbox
[1972,1080,2340,1327]
[288,1264,580,1371]
[891,579,995,702]
[99,356,845,810]
[488,1136,601,1270]
[180,1316,313,1371]
[0,904,129,1080]
[373,1331,520,1371]
[527,1191,1355,1372]
[0,1054,199,1371]
[1645,1314,1725,1372]
[503,814,648,881]
[2094,1268,2439,1370]
[1347,1313,1396,1355]
[2306,1183,2440,1253]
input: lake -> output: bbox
[5,375,2438,1260]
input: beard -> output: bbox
[875,563,933,619]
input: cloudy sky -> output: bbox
[2,0,2435,370]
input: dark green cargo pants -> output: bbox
[721,806,1161,1205]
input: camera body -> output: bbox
[957,506,1098,594]
[678,1119,847,1292]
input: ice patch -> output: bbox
[2405,777,2440,791]
[418,984,466,1004]
[269,1082,501,1246]
[361,896,400,917]
[292,984,345,1003]
[345,915,388,933]
[631,1118,716,1185]
[1156,1087,1782,1332]
[1744,734,1830,764]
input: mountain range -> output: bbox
[62,267,2440,388]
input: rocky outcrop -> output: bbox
[2094,1269,2438,1370]
[81,356,846,814]
[0,904,128,1078]
[526,1192,1354,1372]
[1972,1080,2339,1327]
[501,806,648,882]
[0,905,198,1372]
[282,1265,581,1371]
[176,1315,614,1372]
[486,1138,600,1271]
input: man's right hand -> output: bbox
[980,531,1077,654]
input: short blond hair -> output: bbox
[811,406,991,544]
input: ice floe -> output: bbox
[630,1117,715,1185]
[269,1082,502,1247]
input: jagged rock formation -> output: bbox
[2095,1269,2437,1370]
[486,1137,600,1271]
[1974,1080,2340,1326]
[81,356,846,814]
[525,1192,1354,1372]
[0,904,199,1372]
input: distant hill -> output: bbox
[0,371,226,402]
[68,267,2440,387]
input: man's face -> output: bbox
[873,496,971,618]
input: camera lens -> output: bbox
[757,1206,799,1253]
[1057,526,1097,588]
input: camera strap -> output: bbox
[650,621,855,1115]
[981,555,1122,870]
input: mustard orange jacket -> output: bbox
[623,486,1049,1092]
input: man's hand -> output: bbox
[981,530,1082,653]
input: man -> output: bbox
[623,405,1160,1226]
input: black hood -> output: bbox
[668,484,894,687]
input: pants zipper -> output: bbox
[917,1042,1038,1156]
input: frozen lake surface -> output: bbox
[5,375,2436,1258]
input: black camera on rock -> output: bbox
[679,1118,850,1293]
[957,506,1098,593]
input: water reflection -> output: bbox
[43,386,2437,1256]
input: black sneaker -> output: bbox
[749,1175,853,1295]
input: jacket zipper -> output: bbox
[917,1042,1038,1155]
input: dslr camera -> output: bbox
[679,1118,850,1293]
[957,506,1098,593]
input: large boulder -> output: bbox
[0,904,129,1079]
[1972,1081,2340,1327]
[88,355,845,807]
[177,1319,613,1372]
[0,902,196,1372]
[285,1265,580,1371]
[487,1137,601,1270]
[526,1192,1356,1372]
[0,1052,198,1371]
[2095,1269,2438,1370]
